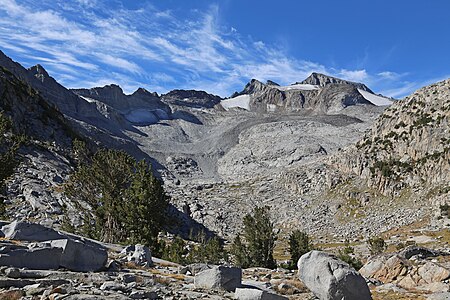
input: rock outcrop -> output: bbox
[73,85,170,117]
[0,221,107,272]
[360,247,450,293]
[331,79,450,196]
[162,89,222,108]
[298,251,372,300]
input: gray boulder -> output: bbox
[235,288,288,300]
[0,245,62,270]
[194,266,242,291]
[121,244,152,267]
[298,250,372,300]
[1,221,66,242]
[179,263,214,275]
[51,238,107,272]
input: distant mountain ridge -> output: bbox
[299,72,372,91]
[223,73,392,113]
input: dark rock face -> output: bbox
[235,76,373,114]
[162,89,222,108]
[72,85,170,113]
[0,67,77,146]
[0,50,128,137]
[314,83,373,112]
[300,72,372,92]
[51,239,108,272]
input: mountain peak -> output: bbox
[132,87,158,98]
[28,64,50,82]
[300,72,372,92]
[301,72,346,86]
[239,79,267,95]
[266,80,280,86]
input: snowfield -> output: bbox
[274,84,320,91]
[221,94,251,110]
[79,95,96,103]
[125,109,168,125]
[358,89,393,106]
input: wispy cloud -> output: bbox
[338,69,369,82]
[0,0,437,98]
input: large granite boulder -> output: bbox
[1,221,67,242]
[0,242,62,270]
[298,250,372,300]
[235,288,288,300]
[0,221,108,272]
[51,239,107,272]
[194,266,242,291]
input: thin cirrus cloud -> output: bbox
[0,0,429,97]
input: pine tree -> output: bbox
[289,230,312,268]
[162,236,186,264]
[125,160,168,249]
[231,206,277,269]
[230,235,249,268]
[64,147,168,248]
[0,112,20,215]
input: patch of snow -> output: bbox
[267,104,277,112]
[79,95,96,103]
[125,109,159,125]
[221,95,251,110]
[275,84,319,91]
[358,89,393,106]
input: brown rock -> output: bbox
[418,262,450,284]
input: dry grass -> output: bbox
[273,279,308,295]
[0,237,22,245]
[424,227,450,245]
[122,261,149,270]
[149,268,185,281]
[0,290,24,300]
[273,240,291,261]
[371,290,427,300]
[155,260,179,268]
[382,218,430,239]
[153,275,174,286]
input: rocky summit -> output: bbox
[0,50,449,299]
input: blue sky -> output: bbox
[0,0,449,98]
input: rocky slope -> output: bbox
[331,79,450,197]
